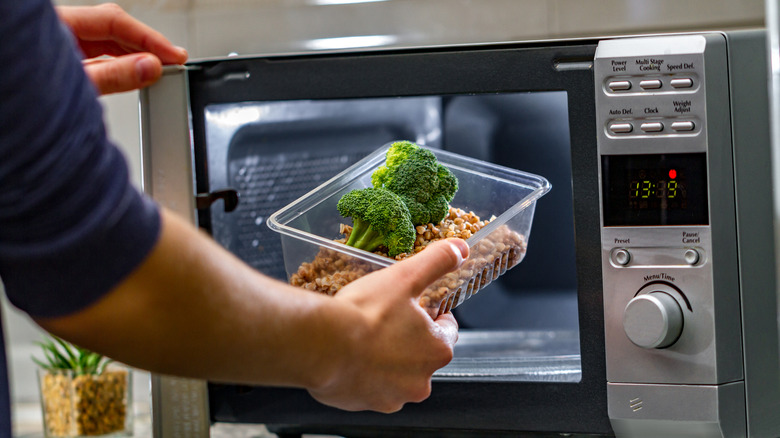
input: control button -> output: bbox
[623,292,684,349]
[639,79,662,89]
[609,123,633,134]
[608,81,632,91]
[684,248,700,265]
[671,121,695,131]
[613,249,631,266]
[670,78,694,88]
[640,122,664,132]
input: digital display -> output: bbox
[602,153,709,226]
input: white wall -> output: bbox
[54,0,766,59]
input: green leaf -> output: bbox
[31,356,53,372]
[32,336,108,375]
[53,337,79,370]
[98,358,113,375]
[84,353,102,375]
[41,344,70,369]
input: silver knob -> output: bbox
[623,292,683,349]
[613,249,631,266]
[684,248,700,265]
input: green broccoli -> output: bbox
[336,187,416,256]
[371,141,459,226]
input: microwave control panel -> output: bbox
[595,33,742,391]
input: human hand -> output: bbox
[308,238,468,413]
[56,3,188,95]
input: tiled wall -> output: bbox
[4,0,766,412]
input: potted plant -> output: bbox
[32,336,132,437]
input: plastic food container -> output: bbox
[267,143,551,318]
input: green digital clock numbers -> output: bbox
[625,167,685,208]
[629,178,678,199]
[601,153,709,227]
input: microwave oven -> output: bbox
[139,29,780,437]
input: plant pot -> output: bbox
[37,365,133,437]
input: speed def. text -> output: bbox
[667,62,695,72]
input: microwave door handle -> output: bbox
[195,188,239,212]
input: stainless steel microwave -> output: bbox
[139,29,780,437]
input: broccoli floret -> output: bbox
[336,187,415,256]
[371,141,459,226]
[371,141,421,189]
[436,163,459,200]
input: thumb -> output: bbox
[380,238,469,299]
[83,53,162,95]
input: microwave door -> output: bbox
[140,68,212,438]
[146,41,610,437]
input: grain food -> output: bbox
[39,368,130,437]
[290,206,527,317]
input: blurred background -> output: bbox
[1,0,765,435]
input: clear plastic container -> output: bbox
[267,143,551,318]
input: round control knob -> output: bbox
[684,248,700,265]
[613,249,631,266]
[623,292,683,349]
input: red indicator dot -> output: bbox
[669,169,677,179]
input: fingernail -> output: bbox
[135,56,158,83]
[447,239,468,266]
[175,46,188,58]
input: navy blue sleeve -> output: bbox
[0,0,162,318]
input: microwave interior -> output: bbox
[189,43,610,436]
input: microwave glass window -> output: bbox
[204,97,442,281]
[204,91,580,383]
[601,153,709,226]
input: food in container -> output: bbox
[267,142,550,318]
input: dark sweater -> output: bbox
[0,0,162,434]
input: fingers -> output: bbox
[307,241,465,413]
[433,312,459,347]
[55,4,185,94]
[83,53,162,95]
[379,239,469,299]
[57,4,188,65]
[74,40,141,59]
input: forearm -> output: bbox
[36,207,465,413]
[35,208,357,390]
